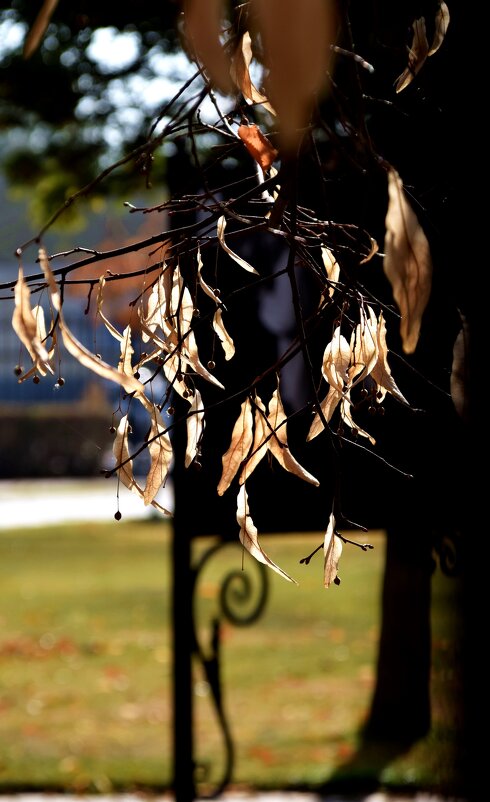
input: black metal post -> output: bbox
[171,407,196,801]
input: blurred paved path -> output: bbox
[0,476,174,529]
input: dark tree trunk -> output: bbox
[363,523,433,742]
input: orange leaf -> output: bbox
[238,124,278,171]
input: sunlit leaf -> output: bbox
[185,389,205,468]
[237,485,298,584]
[267,386,320,486]
[306,386,342,441]
[371,311,410,405]
[218,397,254,495]
[428,1,450,56]
[237,124,278,172]
[321,246,340,297]
[395,17,429,93]
[323,512,342,588]
[239,394,269,483]
[384,167,432,353]
[217,215,259,275]
[230,31,276,114]
[97,277,123,342]
[212,308,235,361]
[321,326,352,392]
[340,395,376,445]
[113,415,171,515]
[197,246,221,305]
[144,406,174,505]
[12,267,52,373]
[348,306,378,386]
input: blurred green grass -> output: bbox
[0,520,463,794]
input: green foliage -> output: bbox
[0,1,183,223]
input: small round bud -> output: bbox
[114,511,122,521]
[207,360,216,370]
[214,288,221,297]
[57,377,65,386]
[134,371,140,380]
[14,365,23,377]
[167,406,175,416]
[193,308,200,318]
[193,460,202,471]
[378,406,385,417]
[368,405,377,416]
[360,388,369,399]
[33,375,40,384]
[109,425,116,434]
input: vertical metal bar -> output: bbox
[171,413,196,801]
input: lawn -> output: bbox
[0,519,463,795]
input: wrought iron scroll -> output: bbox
[191,540,269,799]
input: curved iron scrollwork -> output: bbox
[432,528,462,577]
[191,540,269,799]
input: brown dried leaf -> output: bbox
[97,277,123,342]
[144,406,174,505]
[450,314,469,420]
[251,0,336,150]
[267,387,319,486]
[340,395,376,445]
[321,326,352,392]
[348,306,378,386]
[212,308,235,361]
[306,386,342,441]
[12,267,52,372]
[229,31,276,115]
[197,246,221,305]
[23,0,60,59]
[323,512,342,588]
[183,0,233,94]
[239,394,269,484]
[237,485,297,584]
[321,247,340,297]
[38,247,61,311]
[113,415,171,515]
[218,397,254,495]
[141,271,168,343]
[237,124,278,172]
[118,326,136,383]
[61,323,145,395]
[41,247,144,395]
[384,167,432,353]
[359,237,379,265]
[371,311,410,405]
[395,18,429,93]
[428,1,450,56]
[185,389,205,469]
[217,216,259,275]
